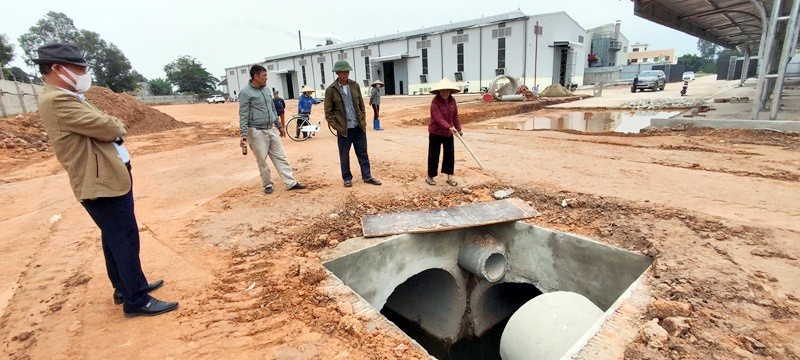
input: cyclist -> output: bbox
[297,85,322,138]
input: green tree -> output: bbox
[131,70,147,83]
[0,34,14,80]
[0,34,14,68]
[74,30,138,92]
[18,11,78,66]
[18,14,140,92]
[2,67,31,83]
[148,78,173,95]
[677,54,704,72]
[164,56,217,93]
[697,39,719,60]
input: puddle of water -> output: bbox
[495,111,679,133]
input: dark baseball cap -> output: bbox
[32,43,92,67]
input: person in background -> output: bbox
[297,85,321,138]
[426,78,462,187]
[324,60,382,188]
[272,90,286,126]
[35,42,178,318]
[369,80,384,130]
[239,64,306,194]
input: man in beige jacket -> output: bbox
[36,43,178,317]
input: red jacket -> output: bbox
[428,95,461,137]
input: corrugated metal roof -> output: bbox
[633,0,796,53]
[262,10,529,62]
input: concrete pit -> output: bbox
[324,221,652,359]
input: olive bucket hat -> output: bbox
[333,60,352,72]
[32,43,92,67]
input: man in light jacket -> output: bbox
[36,43,178,318]
[239,65,306,194]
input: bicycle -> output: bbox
[286,114,336,141]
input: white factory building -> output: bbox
[223,10,588,100]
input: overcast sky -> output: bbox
[2,0,700,81]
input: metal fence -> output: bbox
[0,79,44,118]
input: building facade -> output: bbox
[585,21,630,68]
[627,43,677,65]
[224,11,587,100]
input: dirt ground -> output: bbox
[1,75,799,359]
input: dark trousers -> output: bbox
[371,104,380,120]
[80,172,150,310]
[337,126,372,181]
[428,133,455,178]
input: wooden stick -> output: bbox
[453,131,485,169]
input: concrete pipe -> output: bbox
[498,94,525,101]
[488,75,520,101]
[457,234,507,282]
[499,291,603,360]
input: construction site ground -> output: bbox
[1,74,799,359]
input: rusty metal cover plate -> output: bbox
[361,198,540,238]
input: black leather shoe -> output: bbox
[289,183,307,190]
[113,279,164,305]
[264,186,274,194]
[123,298,179,318]
[364,177,382,186]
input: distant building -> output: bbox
[217,76,228,94]
[586,21,630,68]
[223,11,588,100]
[627,43,676,65]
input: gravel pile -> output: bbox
[620,98,706,110]
[539,83,574,97]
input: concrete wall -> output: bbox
[583,66,621,85]
[135,94,197,104]
[0,80,43,117]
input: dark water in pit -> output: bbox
[381,282,541,360]
[381,308,511,360]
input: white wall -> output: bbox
[524,12,587,87]
[225,66,250,99]
[229,12,589,98]
[378,40,409,58]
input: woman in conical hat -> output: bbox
[426,78,462,187]
[297,85,322,137]
[369,80,385,130]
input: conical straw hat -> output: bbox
[371,79,384,87]
[430,78,461,94]
[300,85,314,93]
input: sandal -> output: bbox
[425,177,436,186]
[446,178,458,186]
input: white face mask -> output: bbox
[55,65,92,93]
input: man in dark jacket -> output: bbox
[324,60,382,188]
[272,90,286,125]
